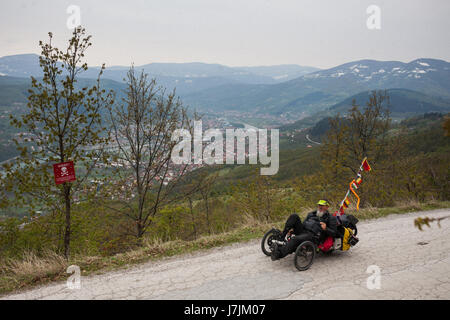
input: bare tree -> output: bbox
[324,90,391,176]
[344,90,391,172]
[106,67,198,240]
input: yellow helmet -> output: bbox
[317,199,330,206]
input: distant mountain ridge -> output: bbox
[329,88,450,115]
[1,54,449,121]
[0,54,43,77]
[0,75,127,106]
[182,58,450,115]
[0,54,320,95]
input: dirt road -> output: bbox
[3,208,450,300]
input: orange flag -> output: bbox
[349,180,361,210]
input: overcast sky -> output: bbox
[0,0,449,69]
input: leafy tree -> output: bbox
[0,27,114,258]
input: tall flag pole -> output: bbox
[335,157,372,217]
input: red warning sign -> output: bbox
[53,161,76,185]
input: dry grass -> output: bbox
[2,251,67,278]
[0,250,68,294]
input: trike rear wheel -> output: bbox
[261,228,282,256]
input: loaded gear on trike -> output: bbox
[261,158,371,271]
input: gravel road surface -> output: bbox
[3,208,450,300]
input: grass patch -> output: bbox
[1,200,449,296]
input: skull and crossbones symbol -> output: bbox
[61,166,69,177]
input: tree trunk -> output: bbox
[188,197,197,239]
[136,219,145,240]
[63,183,71,259]
[204,194,211,235]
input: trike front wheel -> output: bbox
[294,240,316,271]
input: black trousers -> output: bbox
[278,213,314,259]
[279,232,314,258]
[281,213,303,238]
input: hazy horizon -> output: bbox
[1,0,449,69]
[2,52,450,70]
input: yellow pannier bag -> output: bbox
[342,227,353,251]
